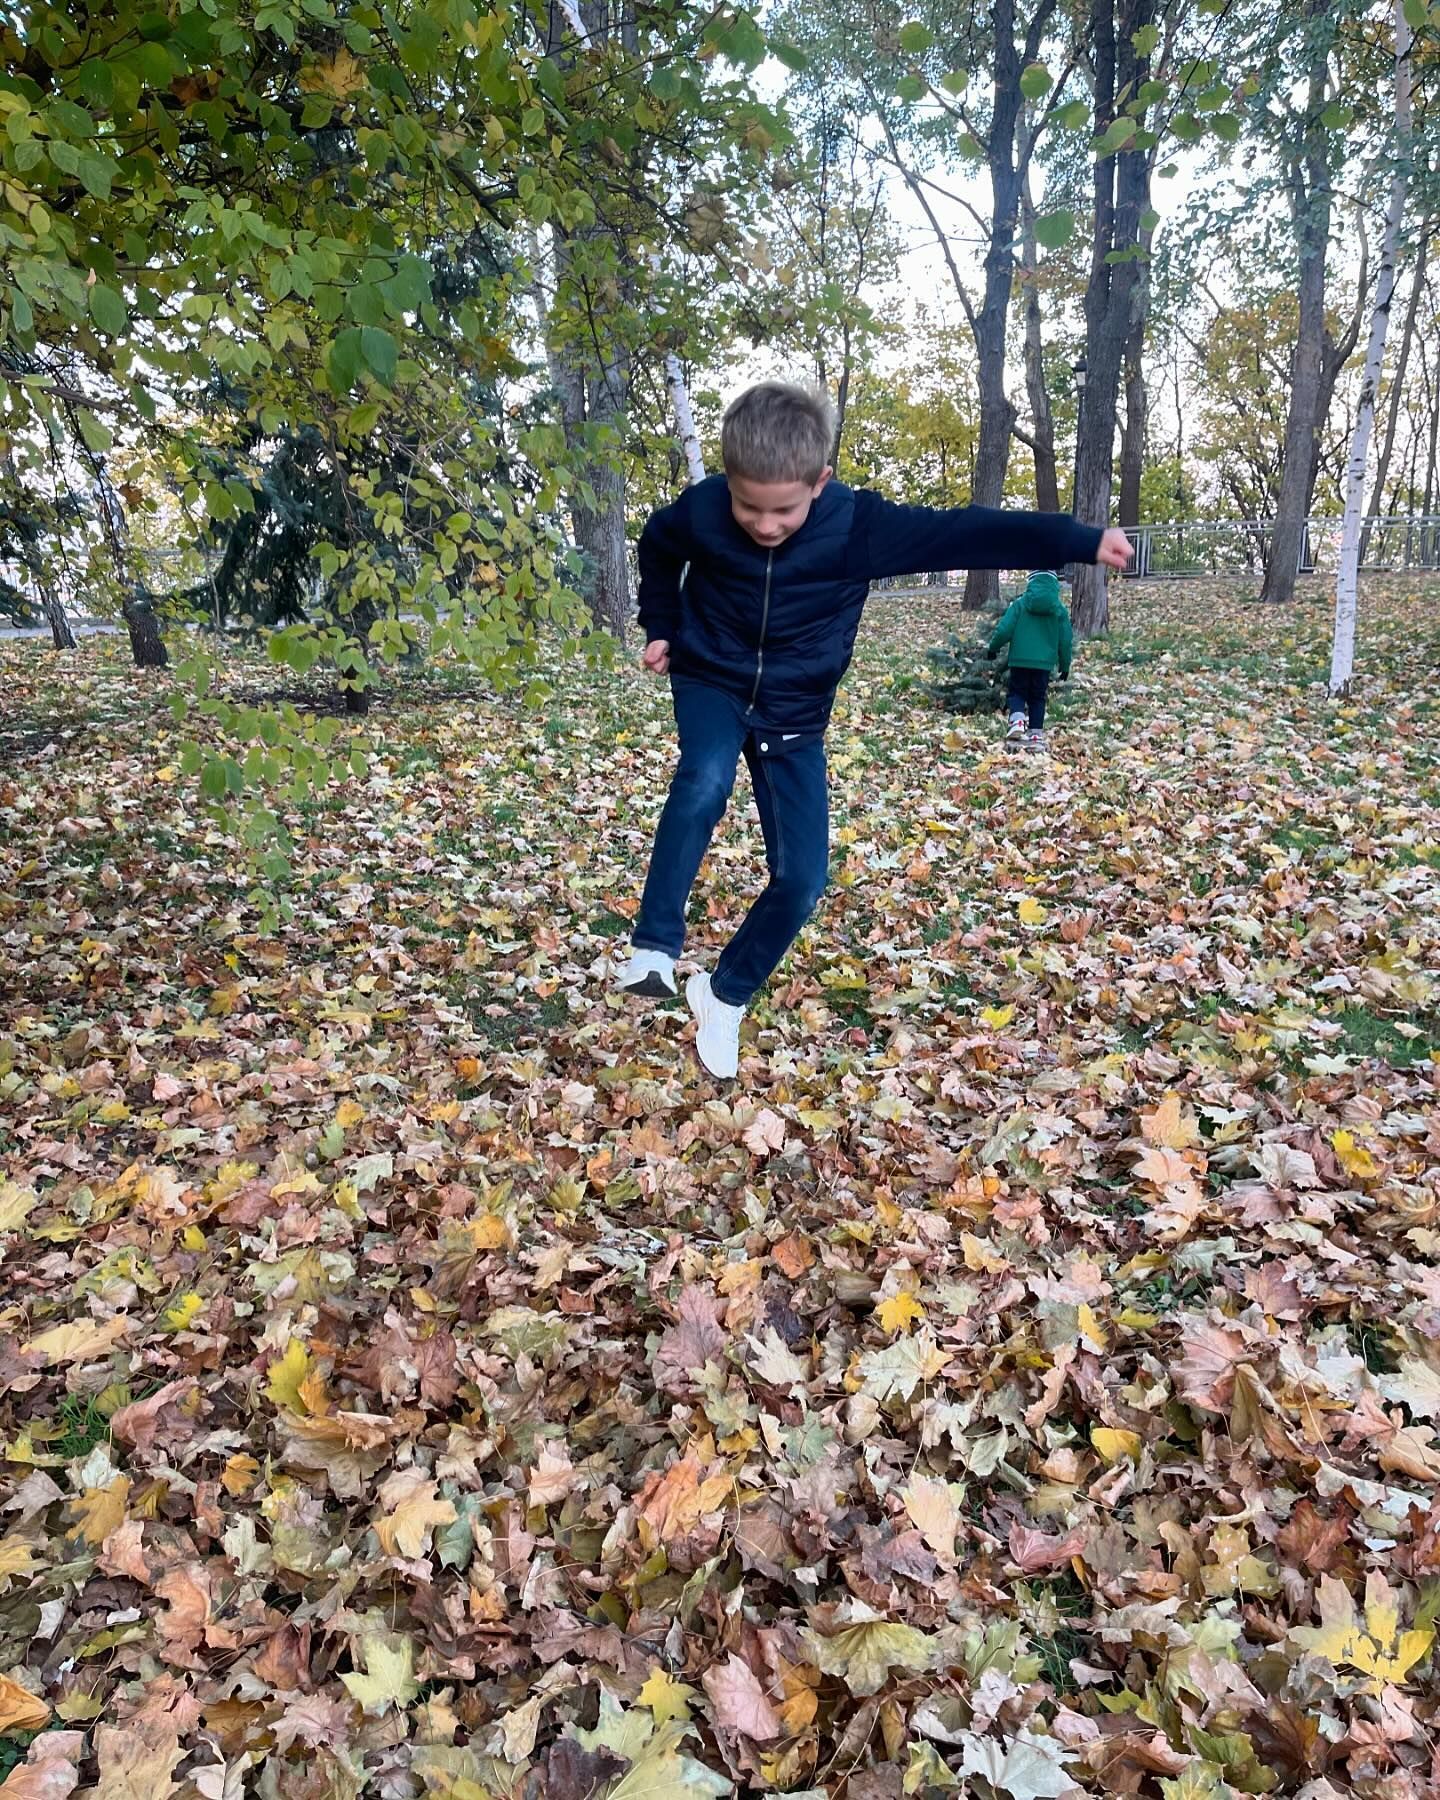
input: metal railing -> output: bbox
[1123,515,1440,579]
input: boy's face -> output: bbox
[728,469,832,547]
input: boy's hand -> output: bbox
[1096,528,1133,571]
[642,639,670,675]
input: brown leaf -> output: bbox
[702,1653,781,1741]
[771,1231,815,1279]
[109,1378,199,1455]
[1172,1321,1250,1411]
[1008,1523,1088,1574]
[0,1730,84,1799]
[653,1286,727,1394]
[0,1676,49,1734]
[741,1107,787,1157]
[1275,1500,1353,1574]
[89,1723,182,1800]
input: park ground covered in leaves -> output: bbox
[1,579,1439,1800]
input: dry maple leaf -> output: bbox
[653,1285,727,1393]
[0,1731,85,1800]
[373,1469,457,1557]
[741,1107,788,1157]
[1172,1320,1250,1411]
[702,1653,781,1741]
[1008,1522,1088,1574]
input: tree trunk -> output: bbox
[664,350,705,483]
[573,360,632,639]
[1018,171,1061,513]
[1117,216,1155,530]
[1422,314,1438,518]
[41,585,76,650]
[1261,10,1333,605]
[1362,229,1427,557]
[962,0,1029,611]
[122,590,169,668]
[1071,0,1152,640]
[1332,1,1411,695]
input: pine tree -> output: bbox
[924,590,1013,713]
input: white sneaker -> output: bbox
[1005,713,1027,743]
[686,972,743,1079]
[615,947,677,998]
[1024,729,1047,754]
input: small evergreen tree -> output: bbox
[924,588,1013,713]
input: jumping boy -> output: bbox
[614,382,1132,1078]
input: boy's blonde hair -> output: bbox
[721,381,835,485]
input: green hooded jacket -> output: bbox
[987,571,1073,677]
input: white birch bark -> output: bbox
[648,253,704,482]
[1331,0,1413,695]
[662,350,705,483]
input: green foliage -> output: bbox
[0,0,773,889]
[924,589,1013,714]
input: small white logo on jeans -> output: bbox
[782,733,800,741]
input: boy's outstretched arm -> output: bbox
[852,494,1129,580]
[635,493,694,669]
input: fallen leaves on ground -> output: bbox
[0,579,1438,1795]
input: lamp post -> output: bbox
[1070,353,1087,514]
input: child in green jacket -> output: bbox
[988,570,1073,750]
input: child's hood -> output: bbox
[1020,571,1064,616]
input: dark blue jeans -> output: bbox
[1006,666,1051,728]
[633,678,829,1007]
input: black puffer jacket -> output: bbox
[635,475,1101,732]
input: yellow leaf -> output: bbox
[0,1673,50,1732]
[961,1231,1008,1274]
[162,1291,203,1331]
[1292,1571,1435,1686]
[902,1474,960,1563]
[1091,1426,1142,1464]
[1077,1304,1109,1351]
[1363,1568,1398,1651]
[155,764,179,782]
[24,1316,130,1365]
[0,1534,37,1588]
[0,1181,38,1232]
[181,1225,206,1252]
[1117,1307,1159,1330]
[980,1004,1015,1030]
[374,1472,457,1559]
[341,1630,418,1713]
[264,1339,311,1411]
[71,1475,131,1547]
[299,47,368,100]
[335,1099,365,1129]
[222,1453,259,1496]
[1018,896,1048,927]
[470,1211,512,1248]
[637,1664,696,1725]
[1332,1129,1380,1180]
[875,1291,925,1336]
[1142,1093,1201,1150]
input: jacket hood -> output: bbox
[1020,571,1063,615]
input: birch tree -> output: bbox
[1330,0,1413,695]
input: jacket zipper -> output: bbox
[748,549,773,713]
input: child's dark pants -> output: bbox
[1006,667,1051,728]
[633,677,829,1007]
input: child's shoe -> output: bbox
[615,947,677,998]
[1004,712,1027,745]
[1024,729,1047,754]
[686,972,743,1079]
